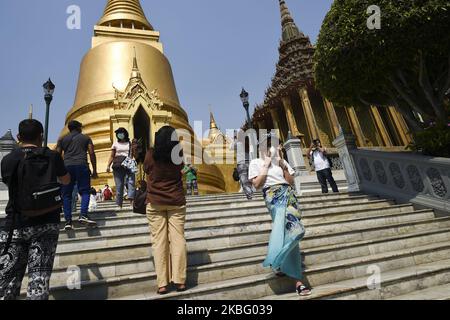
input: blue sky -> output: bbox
[0,0,333,142]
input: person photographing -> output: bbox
[307,139,339,194]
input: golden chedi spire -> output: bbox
[63,0,229,194]
[97,0,153,30]
[210,111,218,130]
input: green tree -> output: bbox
[314,0,450,132]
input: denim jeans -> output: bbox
[113,167,136,207]
[61,165,91,222]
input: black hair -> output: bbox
[68,120,82,132]
[115,127,130,142]
[153,126,181,164]
[18,119,44,142]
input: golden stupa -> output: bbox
[62,0,235,194]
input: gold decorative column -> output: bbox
[298,88,320,141]
[345,107,366,147]
[257,119,265,131]
[387,106,413,145]
[323,98,340,139]
[281,96,301,138]
[369,106,393,146]
[269,107,285,142]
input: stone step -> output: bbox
[133,243,450,300]
[56,206,432,242]
[42,226,450,292]
[83,193,370,215]
[386,283,450,300]
[78,197,388,223]
[54,215,450,256]
[63,203,416,230]
[259,258,450,300]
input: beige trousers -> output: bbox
[146,203,187,288]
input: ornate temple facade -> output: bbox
[62,0,228,194]
[248,0,413,166]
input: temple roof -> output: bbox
[97,0,153,30]
[0,130,17,152]
[263,0,315,107]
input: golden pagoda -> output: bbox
[62,0,227,194]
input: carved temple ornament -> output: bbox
[113,81,164,112]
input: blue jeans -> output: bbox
[113,167,136,207]
[61,165,91,222]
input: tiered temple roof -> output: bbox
[254,0,315,123]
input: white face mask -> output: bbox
[117,133,125,140]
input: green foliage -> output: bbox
[314,0,450,128]
[408,124,450,157]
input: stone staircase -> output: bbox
[8,188,450,300]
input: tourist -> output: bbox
[102,184,113,201]
[57,120,98,230]
[0,119,71,300]
[230,130,255,200]
[249,133,311,296]
[307,138,339,194]
[144,126,187,295]
[88,188,98,212]
[182,163,199,196]
[106,128,137,209]
[96,189,103,202]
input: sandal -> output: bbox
[296,284,312,296]
[176,284,187,292]
[157,287,169,295]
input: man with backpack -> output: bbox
[307,138,339,194]
[0,119,70,300]
[56,120,98,230]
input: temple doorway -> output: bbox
[133,106,151,180]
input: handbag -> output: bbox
[133,189,147,215]
[232,168,240,182]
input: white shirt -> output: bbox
[248,158,295,190]
[112,141,131,157]
[310,149,330,171]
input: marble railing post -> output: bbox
[284,132,310,196]
[333,127,361,192]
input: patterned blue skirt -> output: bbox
[262,184,305,280]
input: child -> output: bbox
[88,187,98,212]
[182,164,199,196]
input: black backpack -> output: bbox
[232,168,240,182]
[15,148,62,217]
[2,147,63,255]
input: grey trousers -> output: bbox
[0,223,59,300]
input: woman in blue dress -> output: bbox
[248,133,311,296]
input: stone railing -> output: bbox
[334,131,450,214]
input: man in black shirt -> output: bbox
[0,120,70,300]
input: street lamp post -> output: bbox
[42,78,55,148]
[240,88,252,129]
